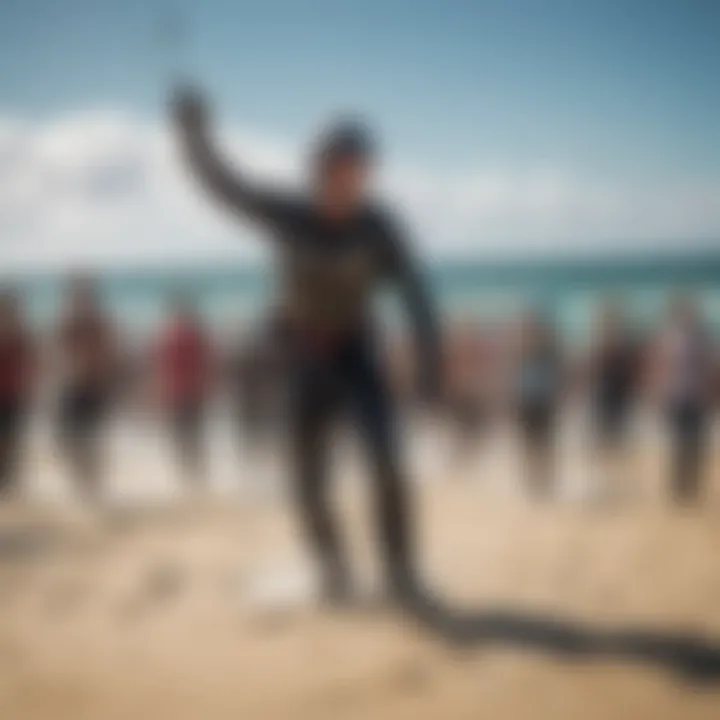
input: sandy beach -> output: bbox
[2,417,720,719]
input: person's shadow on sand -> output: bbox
[404,593,720,684]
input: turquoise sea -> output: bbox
[6,249,720,345]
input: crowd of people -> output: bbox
[0,277,717,508]
[427,294,718,502]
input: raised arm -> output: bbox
[171,87,293,228]
[382,214,442,403]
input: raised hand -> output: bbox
[170,85,211,138]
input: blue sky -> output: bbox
[1,0,720,268]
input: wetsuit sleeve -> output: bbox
[178,123,294,231]
[380,214,442,401]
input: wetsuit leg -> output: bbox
[346,342,415,593]
[288,355,349,599]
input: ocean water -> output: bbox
[8,250,720,345]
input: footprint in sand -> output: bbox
[119,560,186,621]
[243,567,318,633]
[320,659,432,712]
[387,659,433,693]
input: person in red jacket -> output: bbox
[156,294,213,487]
[0,288,34,498]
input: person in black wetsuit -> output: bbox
[172,88,441,605]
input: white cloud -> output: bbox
[1,108,719,274]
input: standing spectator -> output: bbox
[656,294,714,503]
[0,288,35,499]
[512,310,563,500]
[55,275,118,503]
[156,293,214,487]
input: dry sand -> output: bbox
[2,428,720,719]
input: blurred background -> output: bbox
[1,2,720,719]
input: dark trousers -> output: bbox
[288,336,413,594]
[171,401,205,484]
[595,392,632,449]
[0,399,25,497]
[518,401,556,499]
[668,401,707,503]
[58,386,107,500]
[447,397,488,454]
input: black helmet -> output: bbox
[313,117,377,171]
